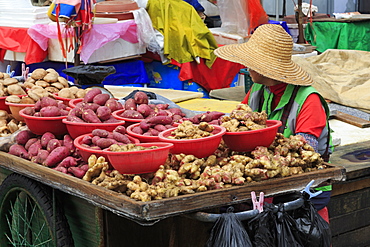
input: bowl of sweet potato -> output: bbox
[19,97,69,136]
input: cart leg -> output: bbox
[0,173,74,247]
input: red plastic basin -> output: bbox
[105,142,174,174]
[158,125,226,158]
[222,120,282,152]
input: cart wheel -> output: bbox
[0,173,74,247]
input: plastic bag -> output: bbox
[206,212,252,247]
[217,0,249,36]
[62,65,116,85]
[275,204,304,247]
[289,193,332,247]
[246,203,276,247]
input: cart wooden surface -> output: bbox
[0,151,345,224]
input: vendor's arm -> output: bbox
[296,93,327,152]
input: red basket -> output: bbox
[6,101,35,122]
[105,142,173,174]
[63,118,126,139]
[222,120,282,152]
[19,108,68,136]
[74,133,140,163]
[158,125,226,158]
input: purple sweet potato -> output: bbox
[121,110,143,119]
[40,97,58,108]
[28,140,42,157]
[92,129,109,138]
[93,94,110,106]
[41,132,56,148]
[56,156,78,168]
[60,109,69,116]
[208,111,225,120]
[34,100,42,112]
[96,138,117,149]
[58,101,67,110]
[43,146,70,167]
[200,112,213,122]
[63,134,75,154]
[47,138,62,152]
[124,98,137,111]
[83,103,100,112]
[16,130,35,145]
[139,119,151,131]
[9,144,29,159]
[66,115,84,122]
[137,104,152,117]
[172,114,183,122]
[82,109,102,123]
[40,106,61,117]
[105,98,123,112]
[96,106,111,121]
[53,166,68,174]
[92,136,101,145]
[156,110,169,116]
[148,116,173,125]
[113,125,126,135]
[25,138,38,150]
[81,135,93,145]
[154,124,167,132]
[148,128,159,136]
[168,107,185,116]
[155,104,169,110]
[131,126,143,135]
[103,117,120,123]
[31,149,49,164]
[134,91,149,105]
[68,166,86,178]
[33,112,42,117]
[22,106,35,116]
[69,107,83,118]
[84,88,102,103]
[112,132,131,144]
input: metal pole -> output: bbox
[275,0,280,21]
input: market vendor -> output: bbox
[214,24,333,219]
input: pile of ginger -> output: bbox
[82,132,326,202]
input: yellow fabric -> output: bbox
[177,98,240,113]
[146,0,218,67]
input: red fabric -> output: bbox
[241,84,326,138]
[0,26,47,65]
[247,0,269,34]
[318,207,329,223]
[177,58,244,92]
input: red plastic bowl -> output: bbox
[74,133,140,163]
[68,98,83,108]
[0,96,11,113]
[19,108,68,135]
[158,125,226,158]
[5,101,35,122]
[222,120,282,152]
[112,109,144,127]
[62,118,126,139]
[105,142,174,174]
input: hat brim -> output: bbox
[214,43,314,86]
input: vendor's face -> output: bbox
[248,69,282,87]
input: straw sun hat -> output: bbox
[214,24,314,86]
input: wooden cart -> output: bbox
[0,151,345,246]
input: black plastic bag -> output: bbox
[289,193,332,247]
[275,204,304,247]
[206,212,252,247]
[245,203,276,247]
[63,65,116,85]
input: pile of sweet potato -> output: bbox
[22,97,69,117]
[8,129,88,178]
[119,92,187,136]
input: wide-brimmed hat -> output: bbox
[214,24,314,86]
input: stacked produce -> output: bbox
[0,110,25,137]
